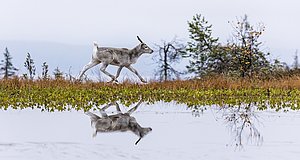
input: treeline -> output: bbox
[0,48,66,80]
[154,14,300,81]
[1,14,299,81]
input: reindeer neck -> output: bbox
[130,45,143,57]
[129,122,143,136]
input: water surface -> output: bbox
[1,102,300,160]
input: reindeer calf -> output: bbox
[78,36,153,83]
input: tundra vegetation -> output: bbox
[0,14,300,112]
[1,76,300,112]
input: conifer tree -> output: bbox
[53,67,64,79]
[41,62,49,80]
[0,47,18,78]
[24,53,36,80]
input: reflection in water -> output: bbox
[218,103,263,148]
[191,103,263,148]
[1,103,300,160]
[191,106,207,117]
[86,100,262,147]
[85,100,152,145]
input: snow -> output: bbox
[1,102,300,160]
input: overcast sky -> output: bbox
[0,0,299,79]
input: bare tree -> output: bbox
[154,37,185,81]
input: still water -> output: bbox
[1,101,300,160]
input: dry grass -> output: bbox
[1,75,300,111]
[1,75,300,90]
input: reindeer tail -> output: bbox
[93,41,99,47]
[93,41,99,52]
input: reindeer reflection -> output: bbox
[221,103,263,148]
[85,100,152,145]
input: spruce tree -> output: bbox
[24,53,36,80]
[53,67,64,79]
[41,62,49,80]
[0,47,18,78]
[184,14,220,76]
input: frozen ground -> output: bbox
[1,102,300,160]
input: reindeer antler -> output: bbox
[135,137,142,145]
[137,36,144,43]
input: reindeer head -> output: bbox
[135,127,152,145]
[128,116,152,145]
[137,36,154,54]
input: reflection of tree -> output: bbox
[189,103,263,148]
[191,105,207,117]
[221,103,263,148]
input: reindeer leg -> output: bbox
[78,60,99,80]
[100,63,116,82]
[114,102,122,114]
[126,65,147,83]
[100,102,115,117]
[127,99,143,115]
[114,66,124,82]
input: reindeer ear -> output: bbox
[137,36,144,43]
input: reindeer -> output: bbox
[85,100,152,145]
[78,36,153,83]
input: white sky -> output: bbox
[0,0,299,77]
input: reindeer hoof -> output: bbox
[108,79,119,84]
[141,79,147,83]
[113,80,119,84]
